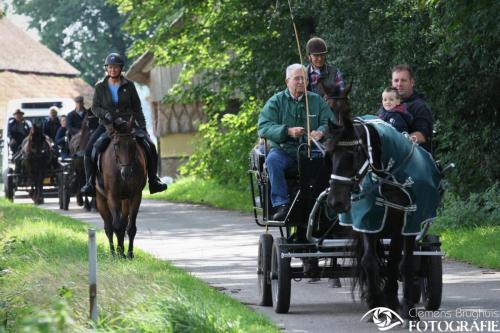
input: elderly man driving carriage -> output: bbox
[80,53,168,196]
[7,109,32,157]
[258,63,332,222]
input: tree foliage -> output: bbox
[11,0,133,84]
[114,0,499,195]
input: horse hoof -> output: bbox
[127,252,134,259]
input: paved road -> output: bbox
[36,198,500,333]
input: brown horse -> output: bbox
[20,124,53,204]
[69,114,95,210]
[95,118,147,258]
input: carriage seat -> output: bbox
[249,147,299,179]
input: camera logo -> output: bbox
[361,307,405,331]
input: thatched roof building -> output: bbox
[0,16,93,129]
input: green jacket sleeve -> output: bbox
[257,96,288,143]
[129,82,147,128]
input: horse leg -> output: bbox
[361,233,384,309]
[400,235,418,323]
[126,195,141,259]
[384,212,403,312]
[96,192,115,256]
[108,198,126,258]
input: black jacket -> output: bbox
[43,117,61,140]
[66,110,85,137]
[91,75,146,128]
[403,91,433,152]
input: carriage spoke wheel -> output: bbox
[421,235,442,310]
[271,237,291,313]
[257,233,273,306]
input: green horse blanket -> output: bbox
[339,116,442,235]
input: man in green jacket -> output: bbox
[258,63,332,221]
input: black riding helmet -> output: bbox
[306,37,328,55]
[104,53,125,67]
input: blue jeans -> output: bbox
[266,148,297,207]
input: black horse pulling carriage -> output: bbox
[249,125,453,318]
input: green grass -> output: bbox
[433,225,500,269]
[0,200,278,333]
[144,176,252,213]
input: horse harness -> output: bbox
[329,118,418,212]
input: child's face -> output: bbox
[382,91,400,110]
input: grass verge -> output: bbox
[144,176,252,213]
[432,225,499,269]
[0,199,278,332]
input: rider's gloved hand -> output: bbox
[104,112,114,124]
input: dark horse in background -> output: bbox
[69,113,96,211]
[20,124,53,204]
[95,117,147,258]
[325,85,441,325]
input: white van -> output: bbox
[1,97,75,178]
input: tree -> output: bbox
[11,0,133,84]
[114,0,499,194]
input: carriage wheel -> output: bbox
[421,235,442,310]
[62,183,70,210]
[257,233,274,306]
[57,173,64,209]
[271,237,291,313]
[5,172,15,202]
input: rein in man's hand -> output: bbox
[287,127,305,138]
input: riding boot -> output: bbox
[144,140,168,194]
[80,155,96,196]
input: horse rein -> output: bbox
[112,132,136,169]
[329,119,419,205]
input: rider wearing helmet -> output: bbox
[305,37,345,100]
[80,52,168,196]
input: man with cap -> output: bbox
[79,52,168,196]
[305,37,345,99]
[66,96,87,140]
[43,106,61,141]
[7,109,32,155]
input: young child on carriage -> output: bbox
[376,86,413,134]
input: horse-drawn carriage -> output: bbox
[249,109,453,319]
[3,144,60,204]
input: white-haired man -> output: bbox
[258,63,332,221]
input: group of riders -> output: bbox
[7,52,168,196]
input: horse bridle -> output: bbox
[112,132,135,169]
[329,121,375,189]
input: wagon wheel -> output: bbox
[421,235,442,310]
[4,168,15,202]
[257,233,273,306]
[271,237,291,313]
[62,180,70,210]
[57,172,64,209]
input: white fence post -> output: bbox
[88,228,98,323]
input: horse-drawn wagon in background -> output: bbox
[2,98,74,204]
[248,89,454,323]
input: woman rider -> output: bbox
[80,53,168,196]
